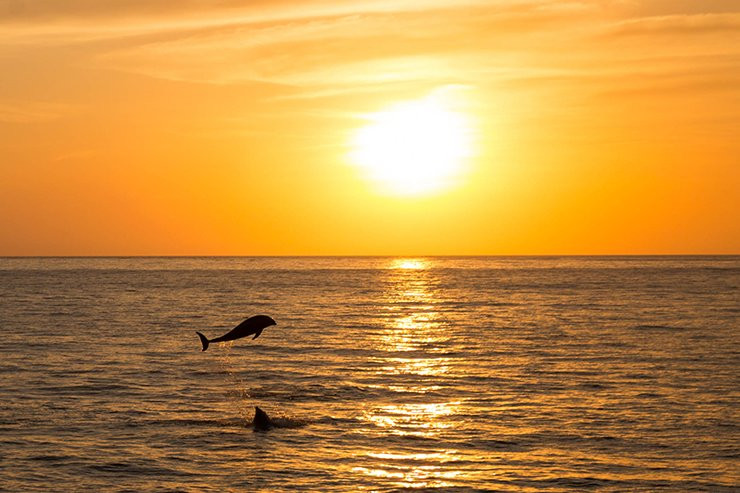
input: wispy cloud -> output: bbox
[89,1,596,87]
[610,12,740,36]
[0,0,504,44]
[0,100,72,123]
[1,1,737,100]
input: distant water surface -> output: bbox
[0,256,738,491]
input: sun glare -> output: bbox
[349,92,473,195]
[392,259,427,270]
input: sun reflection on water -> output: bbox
[363,401,461,436]
[376,261,446,354]
[352,447,463,489]
[358,258,465,487]
[377,357,451,376]
[391,258,429,270]
[351,465,460,489]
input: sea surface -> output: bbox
[0,256,738,492]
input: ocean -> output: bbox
[0,256,737,492]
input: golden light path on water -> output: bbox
[355,258,465,489]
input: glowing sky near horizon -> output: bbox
[0,0,738,255]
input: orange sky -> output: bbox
[1,0,738,255]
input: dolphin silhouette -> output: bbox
[253,406,272,431]
[196,315,276,351]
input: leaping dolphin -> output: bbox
[196,315,276,351]
[253,406,272,431]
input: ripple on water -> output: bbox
[0,256,738,491]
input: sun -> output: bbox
[348,92,473,195]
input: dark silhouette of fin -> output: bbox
[253,406,272,431]
[196,331,209,351]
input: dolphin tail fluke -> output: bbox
[196,331,209,351]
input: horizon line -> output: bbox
[1,254,738,258]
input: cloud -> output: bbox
[91,1,596,88]
[610,12,740,36]
[0,0,506,44]
[1,0,737,104]
[0,100,72,123]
